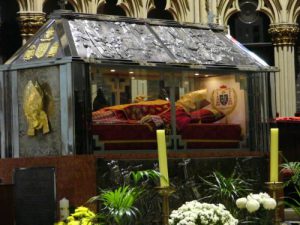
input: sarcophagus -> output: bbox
[0,11,276,157]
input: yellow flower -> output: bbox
[67,221,80,225]
[67,216,75,221]
[54,222,66,225]
[81,218,94,225]
[75,206,89,213]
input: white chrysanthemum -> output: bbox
[262,197,277,210]
[246,198,260,213]
[236,197,247,209]
[249,193,261,202]
[259,192,270,199]
[169,200,238,225]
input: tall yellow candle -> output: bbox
[156,129,169,187]
[270,128,279,182]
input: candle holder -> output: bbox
[156,186,176,225]
[265,182,284,225]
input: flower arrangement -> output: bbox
[169,200,238,225]
[235,192,276,225]
[236,192,276,213]
[54,206,96,225]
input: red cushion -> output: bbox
[190,108,225,123]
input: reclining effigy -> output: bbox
[92,89,241,151]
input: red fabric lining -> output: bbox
[190,108,225,123]
[92,123,242,150]
[275,117,300,122]
[180,123,241,140]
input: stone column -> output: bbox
[200,0,207,24]
[17,12,46,44]
[269,23,299,117]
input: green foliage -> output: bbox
[285,186,300,216]
[96,186,142,225]
[130,169,161,186]
[88,169,160,225]
[280,160,300,217]
[280,161,300,187]
[199,171,252,217]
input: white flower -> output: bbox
[236,197,247,209]
[262,197,277,210]
[169,200,238,225]
[246,199,260,213]
[248,193,261,202]
[259,192,270,199]
[237,192,277,214]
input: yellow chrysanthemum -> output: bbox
[67,221,80,225]
[54,222,66,225]
[66,216,75,221]
[75,206,89,212]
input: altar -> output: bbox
[0,11,276,157]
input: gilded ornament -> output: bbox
[41,26,55,42]
[211,85,237,116]
[23,45,36,61]
[23,80,50,136]
[47,42,59,57]
[35,42,51,59]
[268,24,300,46]
[18,12,46,41]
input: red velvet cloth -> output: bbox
[180,123,241,149]
[92,123,242,150]
[180,123,241,140]
[275,117,300,123]
[185,142,240,149]
[159,107,191,131]
[92,123,156,140]
[190,108,225,123]
[92,100,192,131]
[92,123,157,150]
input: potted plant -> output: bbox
[88,169,161,225]
[54,169,160,225]
[235,192,277,224]
[199,170,252,216]
[280,161,300,219]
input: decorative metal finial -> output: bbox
[58,0,68,10]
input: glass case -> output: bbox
[0,12,275,157]
[90,65,271,152]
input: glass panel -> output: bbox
[90,65,271,152]
[90,65,173,151]
[247,72,272,152]
[174,72,249,150]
